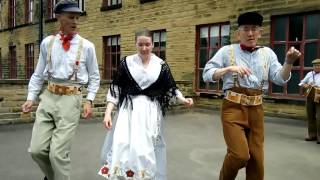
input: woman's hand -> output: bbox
[183,98,194,108]
[103,112,113,130]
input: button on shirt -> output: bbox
[202,44,289,91]
[27,34,100,101]
[299,71,320,87]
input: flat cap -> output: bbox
[312,59,320,64]
[54,0,82,14]
[237,11,263,27]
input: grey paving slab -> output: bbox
[0,111,319,180]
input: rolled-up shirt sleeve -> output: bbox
[268,49,291,86]
[298,72,312,86]
[27,38,48,101]
[85,43,100,101]
[202,46,226,83]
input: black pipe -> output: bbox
[39,0,43,47]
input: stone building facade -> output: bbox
[0,0,319,121]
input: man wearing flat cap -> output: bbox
[299,58,320,144]
[21,0,100,180]
[203,11,301,180]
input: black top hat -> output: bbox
[54,0,82,14]
[237,12,263,27]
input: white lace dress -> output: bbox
[99,54,182,180]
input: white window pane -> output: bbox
[210,26,219,37]
[221,25,230,36]
[112,37,117,46]
[112,0,117,5]
[160,32,166,42]
[108,0,111,6]
[107,38,111,46]
[153,32,160,42]
[200,27,208,38]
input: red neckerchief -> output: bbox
[59,32,75,51]
[240,44,261,53]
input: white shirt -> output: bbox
[203,44,290,91]
[299,71,320,87]
[27,34,100,101]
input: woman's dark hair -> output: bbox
[135,28,153,42]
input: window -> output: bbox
[25,43,34,79]
[25,0,34,23]
[8,0,16,28]
[195,23,231,93]
[0,1,2,29]
[103,35,121,80]
[47,0,57,20]
[140,0,158,3]
[152,30,166,60]
[76,0,85,12]
[9,46,17,79]
[101,0,122,10]
[0,48,2,79]
[271,12,320,99]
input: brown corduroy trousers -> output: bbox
[219,87,264,180]
[306,89,320,140]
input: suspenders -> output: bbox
[228,45,268,91]
[46,35,55,79]
[229,45,239,87]
[46,35,84,82]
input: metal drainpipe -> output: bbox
[39,0,44,47]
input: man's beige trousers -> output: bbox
[29,90,82,180]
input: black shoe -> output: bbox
[317,141,320,144]
[44,177,48,180]
[305,137,317,141]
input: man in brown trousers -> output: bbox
[203,11,301,180]
[299,59,320,144]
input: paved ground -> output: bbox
[0,110,320,180]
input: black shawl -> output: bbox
[110,56,178,115]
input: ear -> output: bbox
[257,28,263,38]
[235,30,241,41]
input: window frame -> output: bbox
[25,43,34,79]
[195,22,231,94]
[25,0,34,23]
[46,0,57,20]
[140,0,158,4]
[8,0,16,28]
[151,29,166,60]
[103,35,121,80]
[270,11,320,100]
[76,0,85,12]
[9,46,17,79]
[101,0,122,11]
[0,48,2,79]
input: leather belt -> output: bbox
[225,90,262,106]
[47,82,81,95]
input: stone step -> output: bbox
[0,107,11,113]
[0,113,21,119]
[0,117,33,125]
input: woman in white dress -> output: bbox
[98,29,193,180]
